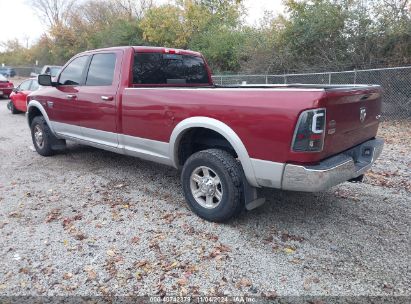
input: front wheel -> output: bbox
[181,149,243,222]
[9,101,19,114]
[30,116,55,156]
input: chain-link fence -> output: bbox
[10,67,41,77]
[213,66,411,120]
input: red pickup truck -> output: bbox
[28,46,384,222]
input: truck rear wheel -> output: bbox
[30,116,56,156]
[181,149,243,222]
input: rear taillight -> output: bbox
[292,108,326,152]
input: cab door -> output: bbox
[45,55,90,137]
[75,51,121,148]
[13,79,32,111]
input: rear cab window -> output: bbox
[86,53,116,86]
[132,52,210,86]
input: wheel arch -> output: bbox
[27,100,56,135]
[169,117,258,187]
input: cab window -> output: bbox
[132,53,209,85]
[30,80,39,91]
[59,56,89,85]
[19,80,32,91]
[85,53,116,86]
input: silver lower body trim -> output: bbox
[281,138,384,192]
[51,122,172,166]
[250,159,285,188]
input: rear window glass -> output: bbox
[133,53,209,85]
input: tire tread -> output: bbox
[31,116,55,156]
[181,149,244,222]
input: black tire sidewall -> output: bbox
[10,101,19,114]
[181,150,242,222]
[31,117,53,156]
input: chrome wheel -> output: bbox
[34,125,44,149]
[190,166,223,209]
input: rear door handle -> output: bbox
[66,94,76,100]
[101,96,113,101]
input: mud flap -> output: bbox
[241,170,266,210]
[50,137,66,150]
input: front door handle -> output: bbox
[66,94,76,100]
[101,96,113,101]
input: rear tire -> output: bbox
[30,116,55,156]
[181,149,243,222]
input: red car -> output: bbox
[28,46,384,222]
[8,78,39,114]
[0,74,14,98]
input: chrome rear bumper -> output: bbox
[282,138,384,192]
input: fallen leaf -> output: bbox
[130,236,140,244]
[236,278,252,288]
[73,214,82,221]
[281,232,304,242]
[177,277,188,286]
[19,268,30,274]
[84,266,97,281]
[135,271,143,280]
[74,232,87,240]
[164,261,179,271]
[162,213,175,224]
[262,291,278,299]
[8,211,21,218]
[46,209,61,223]
[284,247,296,254]
[106,249,116,257]
[63,272,73,280]
[134,260,148,268]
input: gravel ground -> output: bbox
[0,98,410,298]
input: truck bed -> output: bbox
[216,83,379,91]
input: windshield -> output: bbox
[0,74,7,81]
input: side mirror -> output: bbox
[12,87,19,93]
[38,74,53,86]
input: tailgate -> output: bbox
[322,86,382,158]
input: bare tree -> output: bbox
[113,0,154,19]
[28,0,78,27]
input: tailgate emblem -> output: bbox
[360,107,367,123]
